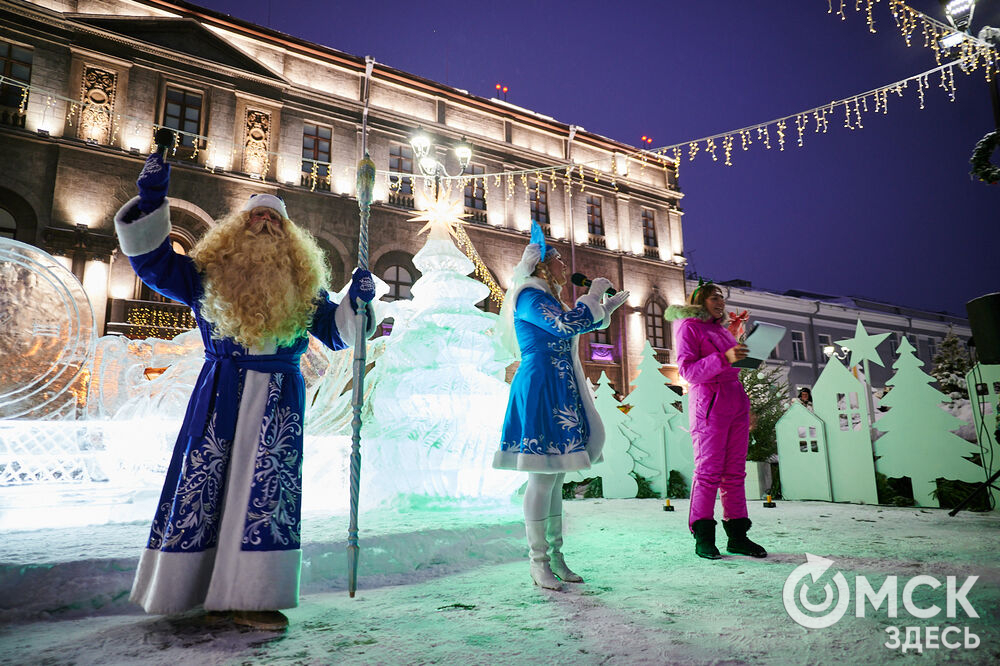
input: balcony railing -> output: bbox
[300,171,331,192]
[0,105,26,129]
[465,208,488,224]
[643,246,660,259]
[105,298,196,340]
[588,233,606,248]
[388,191,415,209]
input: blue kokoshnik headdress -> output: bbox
[530,220,558,261]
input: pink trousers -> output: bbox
[687,381,751,529]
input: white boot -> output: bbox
[547,514,583,583]
[525,519,563,590]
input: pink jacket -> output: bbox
[667,305,741,386]
[666,305,749,429]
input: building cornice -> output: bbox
[133,0,673,167]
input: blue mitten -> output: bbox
[348,268,376,313]
[136,153,170,214]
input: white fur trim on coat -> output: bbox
[334,300,377,346]
[114,196,171,257]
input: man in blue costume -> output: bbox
[494,222,629,590]
[115,151,376,630]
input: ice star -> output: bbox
[409,195,469,241]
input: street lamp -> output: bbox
[936,0,1000,127]
[409,129,473,197]
[941,0,976,33]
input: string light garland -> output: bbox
[830,0,997,77]
[1,10,991,194]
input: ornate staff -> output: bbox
[347,56,376,598]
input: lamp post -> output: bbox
[409,129,473,200]
[939,0,1000,129]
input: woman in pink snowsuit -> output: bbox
[666,281,767,559]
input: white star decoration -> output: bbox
[408,195,469,240]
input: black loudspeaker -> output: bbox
[966,292,1000,365]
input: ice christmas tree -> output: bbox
[625,341,693,498]
[874,336,982,507]
[358,199,521,506]
[566,371,653,498]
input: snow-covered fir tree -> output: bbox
[739,365,789,462]
[931,330,971,400]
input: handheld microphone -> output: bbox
[570,272,616,296]
[153,127,175,159]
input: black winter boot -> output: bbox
[691,519,722,560]
[722,517,767,558]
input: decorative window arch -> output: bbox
[138,230,194,304]
[645,296,670,350]
[374,250,417,302]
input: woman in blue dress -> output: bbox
[494,223,629,590]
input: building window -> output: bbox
[927,338,938,362]
[586,195,604,236]
[388,143,413,196]
[530,179,549,231]
[645,301,668,349]
[0,207,16,239]
[1,42,32,127]
[791,330,807,361]
[163,86,203,150]
[382,265,413,301]
[301,123,331,189]
[817,333,832,358]
[139,234,191,304]
[464,164,487,213]
[641,209,657,247]
[888,332,899,357]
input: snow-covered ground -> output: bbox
[0,498,997,665]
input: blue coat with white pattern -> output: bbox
[494,277,608,472]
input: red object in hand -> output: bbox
[728,310,749,341]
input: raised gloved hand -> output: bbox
[513,243,542,281]
[602,290,629,316]
[348,268,376,313]
[136,153,170,214]
[587,277,613,298]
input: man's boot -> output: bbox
[722,517,767,557]
[691,519,722,559]
[525,519,562,590]
[546,514,583,583]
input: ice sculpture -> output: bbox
[0,239,95,421]
[357,211,521,506]
[0,239,97,490]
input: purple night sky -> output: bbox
[186,0,995,317]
